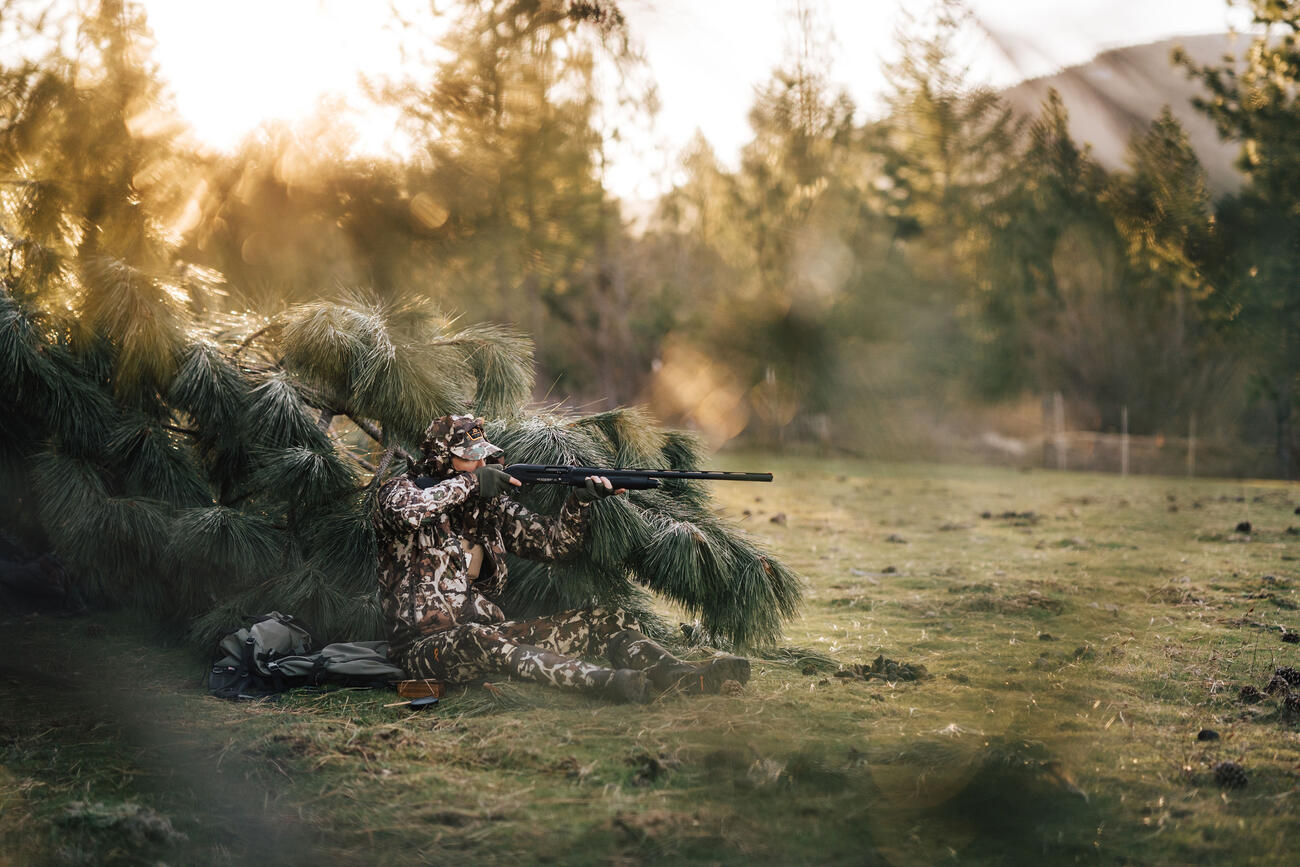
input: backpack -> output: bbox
[207,612,407,700]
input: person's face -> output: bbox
[451,455,485,474]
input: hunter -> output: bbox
[374,414,751,703]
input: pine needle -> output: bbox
[78,256,185,392]
[39,349,116,458]
[168,341,249,433]
[108,414,211,506]
[244,373,331,451]
[573,406,667,466]
[169,506,281,578]
[293,497,379,590]
[346,301,471,444]
[278,301,367,397]
[585,496,652,569]
[0,289,58,394]
[441,322,534,418]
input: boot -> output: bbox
[648,655,751,695]
[598,668,651,704]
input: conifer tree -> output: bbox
[375,0,635,398]
[875,0,1019,279]
[1,0,801,649]
[1179,0,1300,475]
[970,91,1113,402]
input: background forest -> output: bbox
[4,0,1297,465]
[3,0,1300,639]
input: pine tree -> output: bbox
[373,0,636,398]
[1101,109,1229,430]
[970,91,1115,403]
[1,0,801,650]
[875,0,1019,280]
[1178,0,1300,475]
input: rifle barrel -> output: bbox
[505,464,772,483]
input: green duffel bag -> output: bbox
[208,613,405,700]
[267,641,407,684]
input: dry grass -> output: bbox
[3,454,1300,864]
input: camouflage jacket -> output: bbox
[374,471,591,655]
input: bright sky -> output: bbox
[140,0,1250,201]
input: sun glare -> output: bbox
[135,0,1247,203]
[143,0,424,156]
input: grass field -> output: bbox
[3,455,1299,865]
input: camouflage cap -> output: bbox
[447,416,503,461]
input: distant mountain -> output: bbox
[1001,33,1244,194]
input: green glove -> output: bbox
[575,476,618,504]
[473,464,515,499]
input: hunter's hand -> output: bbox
[576,475,626,503]
[474,464,521,498]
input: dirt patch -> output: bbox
[1146,585,1208,606]
[980,510,1041,526]
[1242,592,1299,610]
[628,750,681,785]
[960,591,1065,616]
[834,655,928,682]
[948,582,998,595]
[611,809,698,844]
[418,806,509,826]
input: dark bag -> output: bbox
[207,612,406,700]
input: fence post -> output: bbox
[1188,414,1196,479]
[1121,406,1129,477]
[1054,391,1067,471]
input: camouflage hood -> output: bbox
[409,414,500,478]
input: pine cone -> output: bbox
[1212,761,1248,789]
[1238,685,1264,704]
[1265,675,1291,696]
[1275,666,1300,686]
[1285,693,1300,717]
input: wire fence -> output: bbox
[769,396,1281,480]
[1038,431,1275,479]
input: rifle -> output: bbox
[503,464,772,491]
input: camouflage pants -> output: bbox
[399,606,682,692]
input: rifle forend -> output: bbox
[503,464,774,491]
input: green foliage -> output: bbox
[1,0,802,652]
[249,446,358,509]
[169,506,280,579]
[488,409,801,648]
[0,291,55,393]
[79,257,186,395]
[277,301,368,396]
[452,323,534,418]
[107,416,211,506]
[274,295,533,443]
[877,0,1019,261]
[1179,0,1300,473]
[168,342,251,433]
[573,407,667,467]
[243,374,331,452]
[294,496,379,588]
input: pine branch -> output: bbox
[340,449,377,473]
[231,321,278,360]
[347,413,414,464]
